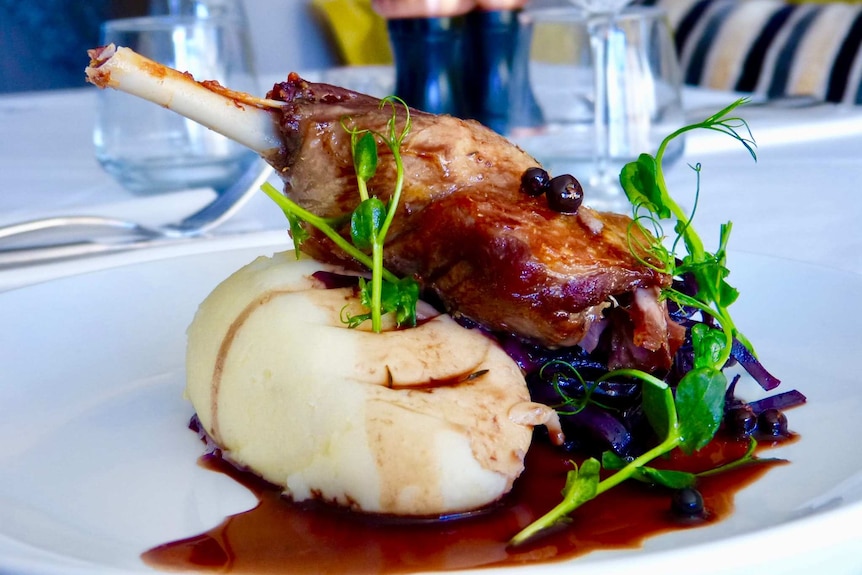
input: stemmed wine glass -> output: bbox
[506,2,685,212]
[569,0,636,209]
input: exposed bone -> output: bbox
[85,44,283,157]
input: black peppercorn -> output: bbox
[757,408,789,438]
[546,174,584,214]
[671,487,705,518]
[520,167,550,197]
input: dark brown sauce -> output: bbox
[142,436,788,574]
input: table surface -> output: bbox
[1,70,861,291]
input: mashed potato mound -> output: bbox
[185,251,555,516]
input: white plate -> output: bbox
[1,244,861,575]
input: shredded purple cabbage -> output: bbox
[499,301,802,457]
[729,338,781,391]
[558,404,633,456]
[311,270,361,289]
[747,390,807,414]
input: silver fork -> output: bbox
[0,159,274,266]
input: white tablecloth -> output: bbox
[1,75,861,292]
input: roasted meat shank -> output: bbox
[86,45,682,370]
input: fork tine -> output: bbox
[0,216,162,243]
[0,159,274,253]
[165,159,273,236]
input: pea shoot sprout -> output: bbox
[509,98,764,548]
[623,97,758,361]
[261,96,419,332]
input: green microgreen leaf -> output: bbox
[509,458,600,547]
[353,131,378,186]
[353,275,419,328]
[372,277,419,326]
[690,323,726,370]
[602,452,696,489]
[347,275,418,328]
[620,153,669,219]
[636,467,697,489]
[600,450,628,470]
[632,370,675,441]
[350,197,386,251]
[387,276,420,326]
[647,378,675,438]
[675,367,726,453]
[284,208,310,257]
[343,280,373,329]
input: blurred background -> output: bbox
[2,0,861,103]
[0,0,341,92]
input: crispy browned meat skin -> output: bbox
[267,73,672,351]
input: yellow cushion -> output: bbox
[312,0,392,65]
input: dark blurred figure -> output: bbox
[0,0,148,93]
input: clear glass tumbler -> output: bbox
[93,12,259,194]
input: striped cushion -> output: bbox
[643,0,862,104]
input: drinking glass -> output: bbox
[93,12,259,194]
[507,4,685,212]
[575,0,634,198]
